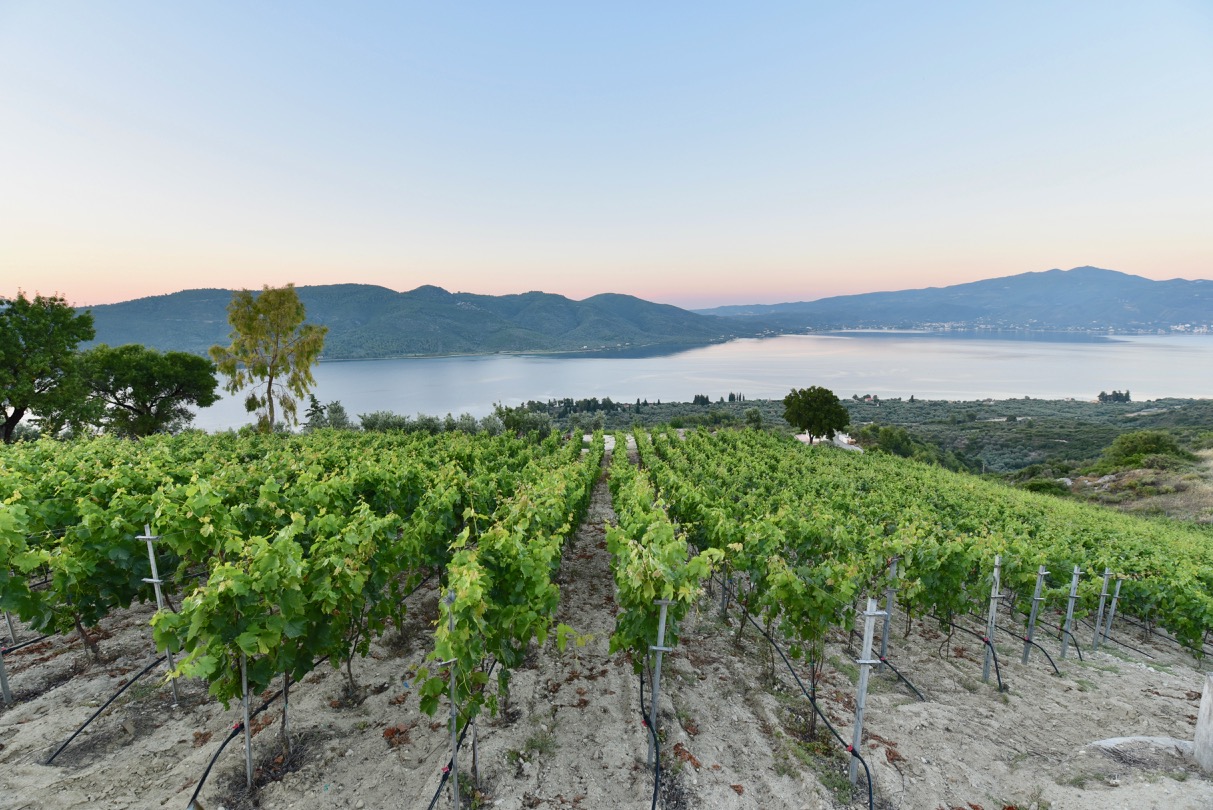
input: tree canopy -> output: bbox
[782,385,849,443]
[0,292,96,443]
[209,285,327,430]
[82,343,219,437]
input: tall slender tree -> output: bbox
[209,285,327,430]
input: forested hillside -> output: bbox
[83,285,755,359]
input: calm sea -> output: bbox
[190,332,1213,431]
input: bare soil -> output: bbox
[2,445,1212,810]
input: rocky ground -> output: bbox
[2,445,1212,810]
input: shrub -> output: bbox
[1101,430,1195,469]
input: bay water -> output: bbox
[190,332,1213,431]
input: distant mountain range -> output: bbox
[83,267,1212,360]
[696,267,1213,332]
[84,284,755,359]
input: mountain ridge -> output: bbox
[81,267,1213,361]
[83,285,754,359]
[695,266,1213,331]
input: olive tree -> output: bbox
[782,385,849,443]
[209,285,327,430]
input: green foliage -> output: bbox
[0,429,574,702]
[81,343,219,437]
[209,284,328,430]
[421,431,605,728]
[494,403,554,437]
[1097,430,1194,471]
[1020,478,1071,496]
[607,431,722,668]
[840,396,1213,473]
[0,291,96,442]
[358,410,411,432]
[632,426,1213,654]
[304,396,354,431]
[853,423,974,472]
[783,386,849,441]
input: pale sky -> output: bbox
[2,2,1212,310]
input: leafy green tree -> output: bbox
[0,292,96,443]
[209,285,328,430]
[1100,429,1194,469]
[81,343,219,437]
[782,385,849,443]
[304,394,327,430]
[411,413,443,434]
[744,407,763,429]
[358,410,410,432]
[325,400,352,430]
[494,403,553,437]
[303,396,353,431]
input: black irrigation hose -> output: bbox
[2,633,53,656]
[1076,616,1155,660]
[988,623,1060,676]
[1113,614,1212,659]
[929,615,1006,692]
[185,676,292,810]
[637,669,661,810]
[878,656,926,701]
[1032,617,1084,662]
[721,577,875,810]
[46,654,167,764]
[424,658,500,810]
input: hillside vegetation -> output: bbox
[83,285,756,359]
[498,394,1213,522]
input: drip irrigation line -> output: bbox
[46,654,166,764]
[877,656,926,701]
[987,621,1060,676]
[2,633,53,655]
[424,658,500,810]
[1076,617,1155,660]
[1032,617,1084,662]
[186,675,292,810]
[928,615,1005,692]
[720,576,874,810]
[638,669,661,810]
[1113,614,1213,659]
